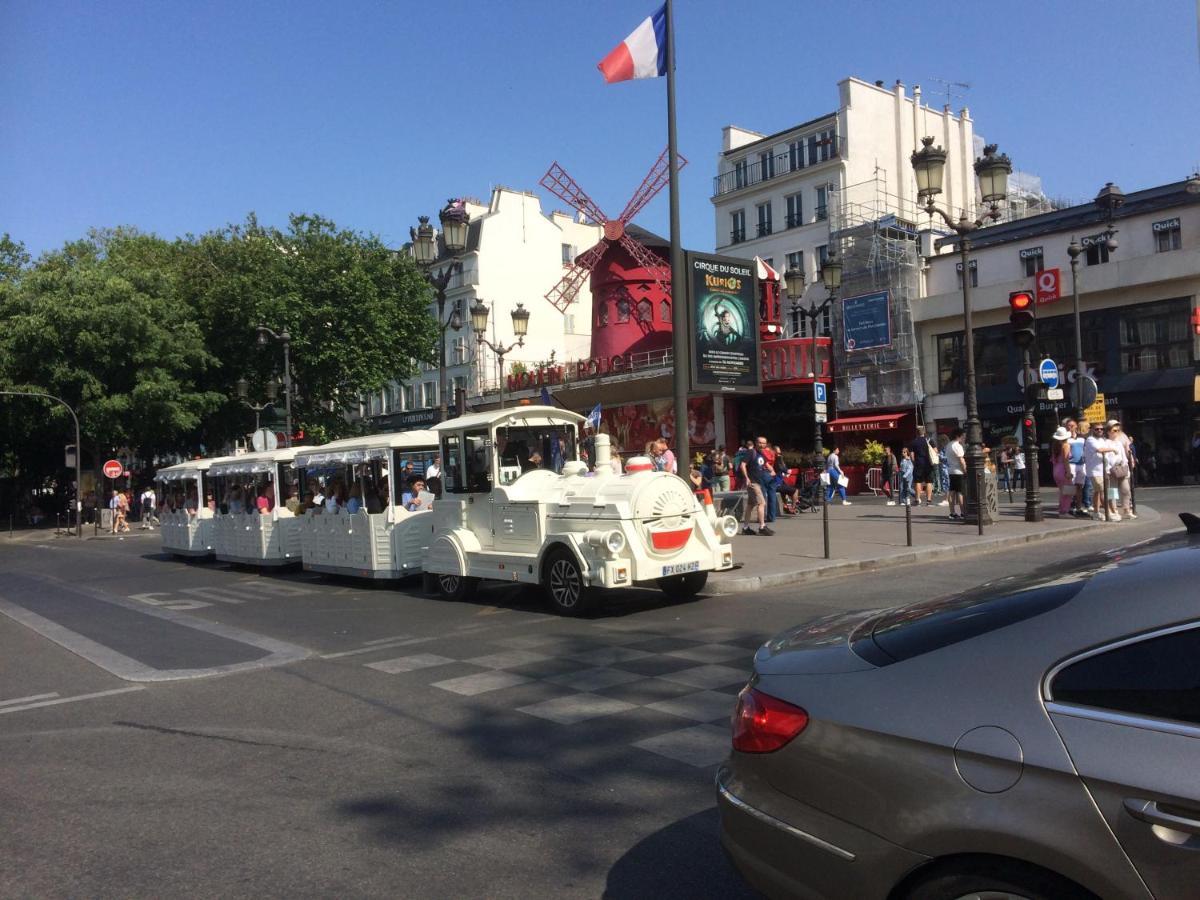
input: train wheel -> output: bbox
[656,570,708,600]
[437,573,479,602]
[543,549,594,616]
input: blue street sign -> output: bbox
[814,382,827,404]
[1039,358,1060,389]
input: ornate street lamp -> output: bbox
[255,325,293,447]
[1066,183,1124,421]
[471,300,530,409]
[411,199,471,423]
[911,137,1012,528]
[235,377,277,434]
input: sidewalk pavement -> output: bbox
[708,495,1162,594]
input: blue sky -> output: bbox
[3,0,1198,259]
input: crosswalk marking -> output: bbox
[0,692,59,708]
[0,686,144,716]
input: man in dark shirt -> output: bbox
[908,425,934,507]
[739,441,773,536]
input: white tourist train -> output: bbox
[207,446,311,566]
[293,430,439,579]
[155,455,233,557]
[424,406,737,615]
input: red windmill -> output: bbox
[540,148,687,312]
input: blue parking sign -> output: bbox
[814,382,827,404]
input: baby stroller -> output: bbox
[796,468,825,511]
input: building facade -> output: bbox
[363,187,602,429]
[711,76,982,449]
[916,179,1200,483]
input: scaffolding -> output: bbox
[828,175,925,416]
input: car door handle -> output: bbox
[1124,798,1200,836]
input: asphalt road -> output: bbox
[1,486,1196,899]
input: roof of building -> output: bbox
[934,180,1198,253]
[720,111,839,156]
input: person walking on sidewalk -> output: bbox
[898,447,915,505]
[883,445,897,505]
[908,427,934,506]
[1051,425,1074,517]
[739,441,772,536]
[710,447,731,493]
[824,445,851,505]
[946,428,966,519]
[758,437,778,523]
[935,434,950,504]
[139,485,157,530]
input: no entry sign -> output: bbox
[103,459,124,479]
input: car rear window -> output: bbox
[852,580,1087,666]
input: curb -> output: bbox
[707,511,1156,594]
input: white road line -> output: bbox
[320,636,434,659]
[364,634,411,645]
[0,692,59,708]
[0,686,144,715]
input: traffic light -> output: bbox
[1009,291,1036,347]
[1021,415,1036,444]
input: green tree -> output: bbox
[0,228,224,465]
[178,213,436,446]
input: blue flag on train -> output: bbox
[540,386,551,406]
[587,403,602,430]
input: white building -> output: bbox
[363,187,602,428]
[916,178,1200,480]
[711,76,980,327]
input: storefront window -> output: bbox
[1033,312,1106,378]
[937,329,1007,392]
[1120,299,1192,372]
[937,333,963,392]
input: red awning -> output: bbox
[825,413,910,434]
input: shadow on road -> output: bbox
[603,807,761,899]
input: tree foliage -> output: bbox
[0,214,438,501]
[178,213,436,447]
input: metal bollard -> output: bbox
[905,498,912,547]
[822,492,830,559]
[976,468,984,536]
[1102,467,1110,522]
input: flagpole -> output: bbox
[665,0,689,471]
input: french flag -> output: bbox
[597,4,667,84]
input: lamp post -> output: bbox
[1066,183,1124,421]
[235,377,277,434]
[912,137,1013,527]
[255,325,293,447]
[470,299,531,409]
[785,253,842,457]
[0,390,83,537]
[411,199,470,423]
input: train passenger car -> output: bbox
[294,430,439,579]
[425,406,737,615]
[207,446,311,566]
[155,456,232,558]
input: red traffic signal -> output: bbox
[1192,307,1200,336]
[1010,291,1036,347]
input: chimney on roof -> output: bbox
[875,80,884,87]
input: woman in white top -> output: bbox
[1106,421,1136,520]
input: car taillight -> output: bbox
[731,686,808,753]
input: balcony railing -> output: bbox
[755,222,773,238]
[714,135,841,197]
[784,213,803,229]
[730,230,746,245]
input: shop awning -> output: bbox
[825,413,910,434]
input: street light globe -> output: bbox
[911,136,947,203]
[469,298,490,335]
[820,253,842,292]
[410,216,437,266]
[439,199,471,254]
[236,377,249,399]
[510,302,531,339]
[974,144,1012,205]
[784,267,805,300]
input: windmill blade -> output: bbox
[540,163,609,226]
[617,148,689,225]
[618,234,672,297]
[544,239,609,312]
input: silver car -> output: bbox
[718,523,1200,900]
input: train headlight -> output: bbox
[605,530,626,554]
[719,515,739,539]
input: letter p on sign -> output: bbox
[1036,268,1061,304]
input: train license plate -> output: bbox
[662,561,700,576]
